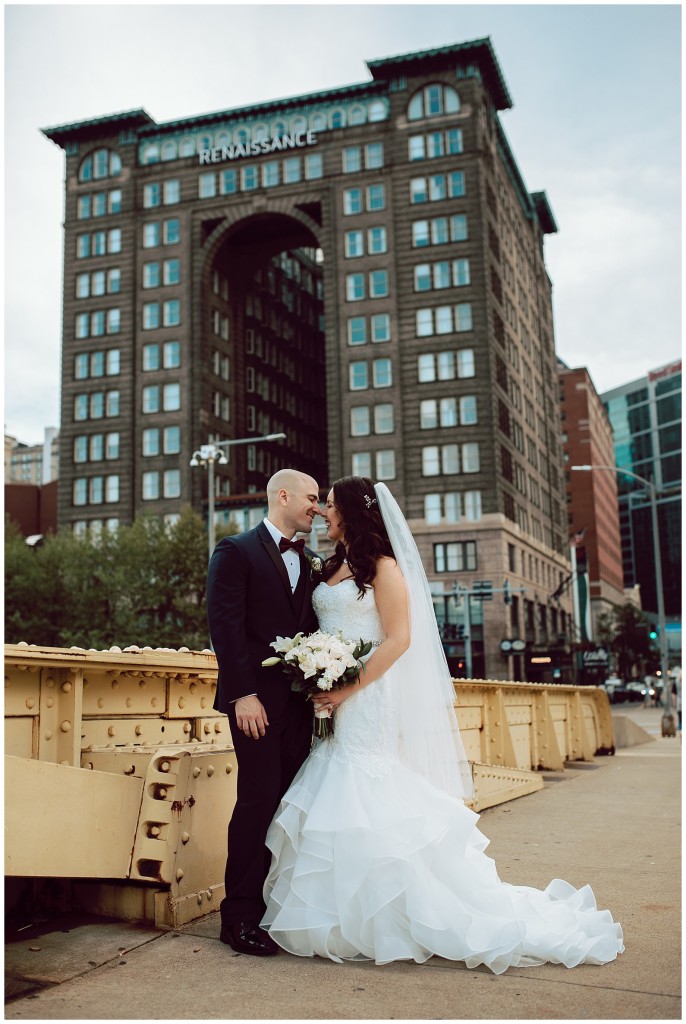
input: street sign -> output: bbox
[471,580,493,601]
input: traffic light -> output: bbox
[649,629,659,641]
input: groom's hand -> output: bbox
[234,695,269,740]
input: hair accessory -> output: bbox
[364,494,378,508]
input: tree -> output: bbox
[4,507,230,651]
[596,603,657,681]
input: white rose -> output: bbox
[325,660,346,680]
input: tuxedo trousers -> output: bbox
[221,693,313,926]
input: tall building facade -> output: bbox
[601,360,682,652]
[43,39,572,679]
[559,364,624,647]
[5,428,59,486]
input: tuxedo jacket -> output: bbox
[207,521,320,716]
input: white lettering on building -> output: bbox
[199,130,318,166]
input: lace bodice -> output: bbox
[311,580,397,776]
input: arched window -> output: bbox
[407,83,460,121]
[271,120,288,139]
[252,123,269,142]
[197,135,213,153]
[214,131,231,149]
[179,137,195,158]
[161,140,177,162]
[348,105,366,126]
[310,112,326,132]
[291,115,308,135]
[234,127,250,146]
[329,109,345,129]
[79,148,122,181]
[140,145,159,166]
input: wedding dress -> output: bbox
[262,578,624,972]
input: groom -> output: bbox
[207,468,322,956]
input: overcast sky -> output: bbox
[4,2,682,444]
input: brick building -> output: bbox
[43,38,572,679]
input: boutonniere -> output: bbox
[305,552,324,576]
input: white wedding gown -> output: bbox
[262,580,624,973]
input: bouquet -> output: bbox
[262,630,373,737]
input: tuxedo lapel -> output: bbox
[256,521,295,603]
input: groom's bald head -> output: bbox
[266,469,321,537]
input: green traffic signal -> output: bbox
[649,630,658,640]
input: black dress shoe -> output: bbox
[220,921,279,956]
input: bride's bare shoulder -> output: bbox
[373,556,405,585]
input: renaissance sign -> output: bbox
[199,130,318,166]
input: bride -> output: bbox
[261,477,624,973]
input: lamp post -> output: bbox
[571,464,670,708]
[190,432,286,561]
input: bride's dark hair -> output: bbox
[323,476,395,597]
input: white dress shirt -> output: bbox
[263,517,302,592]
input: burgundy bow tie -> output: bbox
[279,536,305,554]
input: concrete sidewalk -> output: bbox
[5,730,681,1020]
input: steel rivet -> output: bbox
[159,761,171,773]
[200,698,207,708]
[61,721,71,733]
[46,697,54,709]
[181,832,190,844]
[183,723,191,733]
[178,697,186,709]
[207,766,215,777]
[126,697,133,708]
[176,868,184,880]
[135,725,143,736]
[203,723,211,734]
[46,677,55,688]
[151,698,158,708]
[150,826,161,837]
[25,698,35,710]
[108,726,116,737]
[214,723,222,733]
[225,764,232,774]
[190,683,197,694]
[97,698,105,709]
[44,730,53,740]
[112,680,119,690]
[192,767,201,778]
[61,681,72,693]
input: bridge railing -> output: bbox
[4,643,615,927]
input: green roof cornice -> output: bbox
[41,108,154,146]
[366,37,513,110]
[142,80,387,136]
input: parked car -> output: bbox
[609,684,644,704]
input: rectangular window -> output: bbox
[92,231,106,256]
[198,172,216,198]
[143,385,160,414]
[305,153,323,179]
[163,425,181,454]
[433,541,477,573]
[262,161,279,187]
[107,268,121,294]
[142,428,160,456]
[448,171,466,197]
[375,449,395,480]
[461,442,480,473]
[105,432,119,460]
[414,264,431,292]
[350,406,371,436]
[372,358,392,388]
[143,303,159,330]
[464,491,482,521]
[77,234,91,258]
[74,353,90,379]
[442,444,460,474]
[447,128,463,154]
[367,226,387,254]
[453,259,470,286]
[163,218,180,244]
[346,273,365,301]
[90,392,105,419]
[460,395,478,424]
[142,471,160,500]
[220,169,237,194]
[342,146,362,173]
[369,269,388,298]
[76,273,90,299]
[283,157,301,183]
[418,354,436,383]
[422,446,440,476]
[143,262,160,289]
[424,493,441,524]
[435,305,452,334]
[142,343,160,371]
[105,390,119,417]
[241,166,258,191]
[371,313,390,343]
[164,469,181,499]
[108,228,121,253]
[408,136,425,161]
[410,177,428,204]
[374,403,394,434]
[73,436,88,463]
[412,220,430,247]
[105,475,119,502]
[74,394,89,420]
[351,452,372,477]
[426,132,444,159]
[91,311,105,337]
[440,397,458,427]
[349,361,368,390]
[455,303,473,332]
[108,189,122,214]
[366,184,385,210]
[144,183,161,208]
[163,340,181,368]
[106,349,120,375]
[429,175,446,201]
[431,218,449,245]
[73,479,88,506]
[163,180,180,205]
[106,309,120,335]
[90,271,106,297]
[437,351,456,380]
[451,214,468,241]
[90,351,105,377]
[163,259,180,286]
[348,317,367,345]
[163,383,181,411]
[420,399,438,429]
[433,261,451,289]
[163,300,181,327]
[77,196,91,219]
[143,223,160,248]
[345,230,364,258]
[343,188,362,215]
[365,142,384,169]
[416,308,433,337]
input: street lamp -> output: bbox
[571,464,670,708]
[190,433,286,560]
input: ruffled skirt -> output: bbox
[262,740,624,973]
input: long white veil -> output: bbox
[375,482,473,802]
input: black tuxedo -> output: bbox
[206,521,319,926]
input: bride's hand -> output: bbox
[311,677,359,713]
